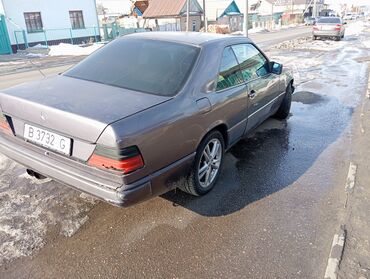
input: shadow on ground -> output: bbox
[162,90,352,216]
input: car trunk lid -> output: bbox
[0,75,171,143]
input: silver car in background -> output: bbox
[312,17,346,41]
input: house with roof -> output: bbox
[143,0,203,32]
[251,0,325,17]
[205,0,243,32]
[0,0,100,53]
[131,1,149,17]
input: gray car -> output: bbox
[313,17,346,41]
[0,32,294,207]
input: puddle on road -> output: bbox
[292,91,326,105]
[167,31,370,217]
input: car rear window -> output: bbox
[317,17,341,24]
[64,38,200,96]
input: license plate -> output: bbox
[322,26,333,31]
[24,124,71,155]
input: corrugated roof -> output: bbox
[143,0,187,18]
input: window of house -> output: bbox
[231,44,270,82]
[216,47,244,91]
[69,10,85,29]
[24,12,43,33]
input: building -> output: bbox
[205,0,243,32]
[132,1,149,17]
[143,0,203,32]
[0,0,100,53]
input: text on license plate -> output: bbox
[24,124,71,155]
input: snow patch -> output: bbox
[0,160,98,265]
[345,20,366,36]
[48,43,104,56]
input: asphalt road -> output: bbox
[1,24,369,278]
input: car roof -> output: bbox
[123,31,252,46]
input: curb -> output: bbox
[324,226,346,279]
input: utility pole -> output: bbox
[271,2,274,30]
[203,0,208,32]
[313,0,317,17]
[244,0,249,37]
[186,0,190,31]
[291,0,294,16]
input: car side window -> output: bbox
[216,47,244,91]
[231,44,270,82]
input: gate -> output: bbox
[0,15,12,55]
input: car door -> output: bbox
[206,46,249,146]
[231,43,281,133]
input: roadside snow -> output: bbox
[48,43,103,56]
[345,20,366,36]
[0,153,98,265]
[362,40,370,48]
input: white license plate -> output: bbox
[24,124,71,155]
[322,26,333,31]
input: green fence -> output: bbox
[14,27,100,50]
[100,23,149,41]
[13,25,150,51]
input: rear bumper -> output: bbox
[313,30,341,37]
[0,134,195,207]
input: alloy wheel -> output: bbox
[197,138,222,188]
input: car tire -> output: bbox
[180,130,225,196]
[274,83,293,120]
[336,36,341,41]
[313,35,317,40]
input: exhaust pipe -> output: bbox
[26,169,34,177]
[26,169,47,180]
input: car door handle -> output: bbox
[248,90,256,99]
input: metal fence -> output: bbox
[100,23,149,41]
[14,27,100,50]
[13,25,150,51]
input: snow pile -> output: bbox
[31,44,48,49]
[48,43,103,56]
[345,20,366,36]
[362,40,370,49]
[26,53,46,58]
[249,27,268,34]
[300,40,346,51]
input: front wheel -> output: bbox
[274,83,293,120]
[180,131,225,196]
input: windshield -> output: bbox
[317,17,341,24]
[64,38,200,96]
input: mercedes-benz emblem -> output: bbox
[40,112,46,121]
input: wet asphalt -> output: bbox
[1,25,370,278]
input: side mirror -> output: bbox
[270,61,283,75]
[344,22,347,25]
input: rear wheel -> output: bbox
[274,83,293,120]
[335,36,341,41]
[180,131,225,196]
[313,35,317,40]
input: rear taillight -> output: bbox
[335,24,342,30]
[88,145,144,174]
[0,112,12,135]
[313,25,319,30]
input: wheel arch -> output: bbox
[196,122,229,151]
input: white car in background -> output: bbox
[343,13,353,20]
